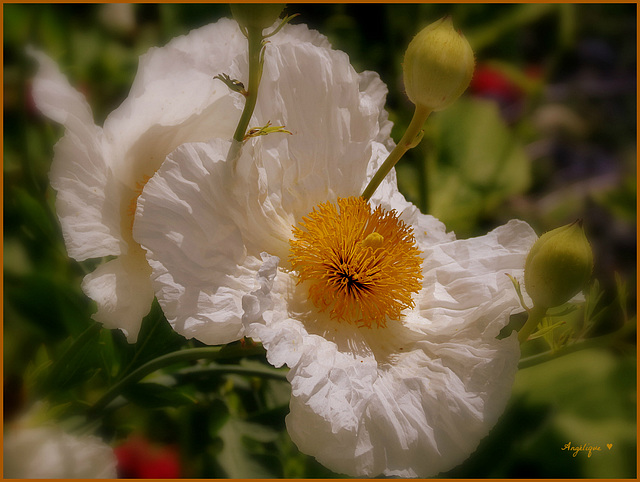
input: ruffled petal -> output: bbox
[81,253,155,342]
[134,139,279,344]
[30,49,122,260]
[103,18,245,187]
[242,218,534,477]
[32,19,253,340]
[415,218,538,338]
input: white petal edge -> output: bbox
[81,253,154,342]
[415,219,538,338]
[29,48,122,260]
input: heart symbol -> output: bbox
[607,444,613,450]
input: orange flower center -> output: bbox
[289,196,423,328]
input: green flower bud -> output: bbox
[402,16,475,111]
[524,221,594,309]
[230,3,285,31]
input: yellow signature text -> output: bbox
[561,442,602,458]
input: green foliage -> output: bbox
[4,3,635,479]
[511,349,636,478]
[446,349,636,478]
[423,97,531,235]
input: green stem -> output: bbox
[361,104,432,201]
[232,26,264,143]
[518,304,548,344]
[175,365,289,382]
[519,316,636,369]
[88,344,265,417]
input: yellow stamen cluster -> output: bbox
[289,196,423,328]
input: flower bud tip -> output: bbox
[231,4,285,32]
[402,16,475,111]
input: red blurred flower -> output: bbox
[114,435,181,479]
[470,64,523,104]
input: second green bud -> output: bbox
[524,221,594,309]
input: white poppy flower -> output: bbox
[134,21,538,477]
[4,418,117,478]
[134,21,394,344]
[30,18,247,341]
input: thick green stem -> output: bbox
[232,26,264,143]
[361,104,432,201]
[88,344,265,417]
[518,304,548,344]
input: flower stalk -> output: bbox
[232,25,264,144]
[361,104,431,200]
[517,304,548,344]
[226,7,296,164]
[362,16,474,201]
[226,25,264,164]
[518,314,636,369]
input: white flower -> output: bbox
[134,21,393,344]
[134,22,538,477]
[4,416,117,478]
[30,18,248,341]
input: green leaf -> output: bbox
[425,97,531,236]
[44,324,103,392]
[208,399,231,436]
[23,344,53,394]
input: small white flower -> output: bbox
[4,416,117,478]
[30,19,249,341]
[134,22,537,477]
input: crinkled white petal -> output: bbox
[30,49,122,261]
[414,219,538,338]
[135,139,274,344]
[3,423,117,478]
[81,253,154,343]
[103,18,244,187]
[242,219,537,477]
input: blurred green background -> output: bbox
[4,3,636,478]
